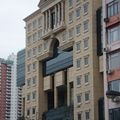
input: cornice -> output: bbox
[23,9,41,22]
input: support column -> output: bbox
[54,5,57,28]
[54,77,58,108]
[61,1,64,23]
[45,11,47,31]
[48,9,51,30]
[43,12,45,33]
[58,3,60,25]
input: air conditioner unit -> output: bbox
[104,17,109,22]
[107,69,113,74]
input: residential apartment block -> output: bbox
[17,49,26,119]
[24,0,103,120]
[0,58,13,120]
[101,0,120,120]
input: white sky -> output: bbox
[0,0,40,59]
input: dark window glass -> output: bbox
[107,0,119,17]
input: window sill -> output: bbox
[32,84,37,88]
[85,100,90,104]
[69,37,73,40]
[76,67,81,71]
[83,12,88,16]
[32,99,36,102]
[76,50,81,54]
[69,6,73,10]
[76,2,81,6]
[85,82,89,86]
[77,103,82,106]
[84,47,89,50]
[84,30,89,33]
[69,20,73,24]
[84,64,89,68]
[76,33,81,37]
[76,16,81,20]
[27,86,31,89]
[77,85,81,88]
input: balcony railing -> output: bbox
[42,105,73,120]
[41,22,66,40]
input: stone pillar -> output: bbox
[45,11,47,31]
[58,3,60,25]
[43,12,45,33]
[49,9,51,30]
[54,5,57,28]
[61,1,64,23]
[54,76,58,108]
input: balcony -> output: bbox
[41,22,66,40]
[42,105,73,120]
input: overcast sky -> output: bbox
[0,0,40,59]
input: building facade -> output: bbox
[102,0,120,120]
[8,54,18,120]
[0,58,13,120]
[17,49,26,119]
[24,0,103,120]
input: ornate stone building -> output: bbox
[24,0,103,120]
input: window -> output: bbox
[38,45,42,53]
[27,64,31,72]
[33,62,36,70]
[33,33,37,42]
[76,75,81,86]
[27,23,32,32]
[27,36,32,45]
[83,2,89,15]
[69,28,74,38]
[32,91,36,100]
[84,20,89,32]
[32,76,36,85]
[33,20,37,29]
[84,37,89,49]
[27,109,30,116]
[84,73,89,84]
[76,58,81,68]
[69,12,73,22]
[76,24,81,34]
[27,50,31,58]
[107,0,119,17]
[27,79,31,86]
[76,42,80,51]
[27,94,30,101]
[85,111,90,120]
[109,80,120,92]
[38,17,42,27]
[109,108,120,120]
[84,55,89,66]
[85,92,90,102]
[78,113,82,120]
[109,52,120,70]
[77,94,82,104]
[38,30,42,39]
[76,7,81,18]
[108,25,120,44]
[69,0,73,7]
[44,41,48,50]
[33,48,37,56]
[32,107,36,115]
